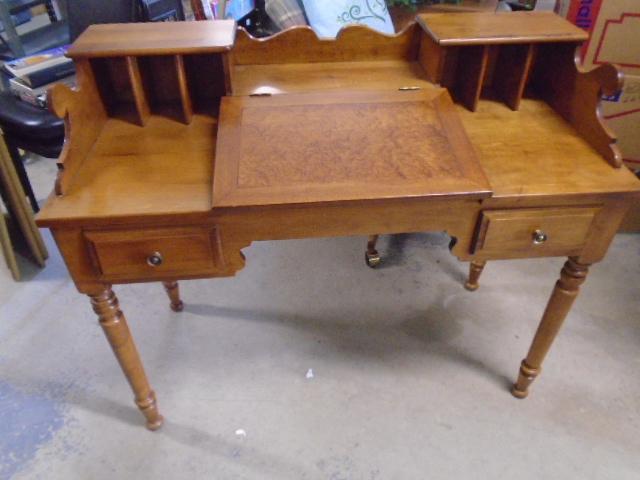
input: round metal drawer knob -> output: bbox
[532,230,548,245]
[147,252,164,267]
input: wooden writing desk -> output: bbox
[36,13,640,430]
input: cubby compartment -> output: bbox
[138,55,192,123]
[183,54,229,114]
[417,11,586,112]
[91,57,145,124]
[430,43,537,112]
[492,43,536,110]
[90,53,229,125]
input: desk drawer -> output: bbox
[85,226,223,280]
[471,207,600,257]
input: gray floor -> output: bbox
[1,157,639,480]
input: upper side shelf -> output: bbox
[67,20,236,58]
[417,11,587,45]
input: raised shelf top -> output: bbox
[67,20,236,58]
[418,11,588,46]
[213,89,491,208]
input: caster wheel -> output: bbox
[365,251,381,268]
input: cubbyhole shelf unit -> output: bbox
[66,20,235,127]
[417,12,589,112]
[49,13,620,199]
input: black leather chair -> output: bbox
[0,0,136,212]
[0,90,64,210]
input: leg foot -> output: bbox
[511,360,539,398]
[511,257,590,398]
[464,260,486,291]
[365,235,381,268]
[90,287,164,430]
[162,281,184,312]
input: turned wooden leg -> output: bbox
[512,257,590,399]
[365,234,381,268]
[162,281,184,312]
[90,287,164,430]
[464,260,486,291]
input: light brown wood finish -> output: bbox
[471,207,600,258]
[417,12,589,112]
[418,34,445,84]
[464,260,486,291]
[213,89,490,208]
[49,59,107,196]
[457,99,639,198]
[174,55,193,124]
[90,287,163,430]
[232,60,432,96]
[33,19,640,430]
[68,20,236,58]
[453,45,489,111]
[532,43,623,167]
[417,11,587,46]
[37,113,217,223]
[126,57,150,126]
[84,226,223,282]
[38,95,640,227]
[162,281,184,312]
[512,257,590,398]
[232,24,420,66]
[493,43,536,110]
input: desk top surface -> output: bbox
[212,89,491,208]
[37,89,640,224]
[35,19,640,226]
[418,11,588,46]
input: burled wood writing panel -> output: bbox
[238,101,460,187]
[213,89,491,208]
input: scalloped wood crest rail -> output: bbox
[37,13,640,430]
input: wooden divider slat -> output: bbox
[494,43,536,110]
[126,56,150,126]
[222,54,233,95]
[453,45,489,112]
[174,55,193,124]
[418,34,445,84]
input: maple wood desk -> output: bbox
[36,13,640,430]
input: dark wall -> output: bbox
[66,0,136,41]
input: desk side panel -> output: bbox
[49,59,108,196]
[531,42,623,168]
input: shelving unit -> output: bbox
[417,11,588,111]
[0,0,67,57]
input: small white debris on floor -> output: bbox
[306,368,314,379]
[235,429,247,438]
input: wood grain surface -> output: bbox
[33,18,640,426]
[213,89,490,208]
[232,24,420,66]
[418,11,588,46]
[68,20,236,58]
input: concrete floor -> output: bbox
[1,157,639,479]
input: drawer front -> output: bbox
[85,226,223,280]
[471,207,600,257]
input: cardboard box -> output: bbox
[559,0,640,169]
[558,1,640,230]
[602,74,640,169]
